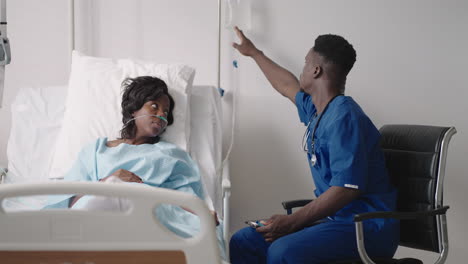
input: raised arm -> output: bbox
[232,27,300,104]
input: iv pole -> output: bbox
[68,0,75,75]
[0,0,11,108]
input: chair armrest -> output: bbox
[282,199,313,211]
[353,206,449,222]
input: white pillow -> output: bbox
[48,51,195,179]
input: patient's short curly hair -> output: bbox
[313,34,356,76]
[120,76,175,143]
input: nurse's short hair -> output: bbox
[120,76,175,143]
[313,34,356,77]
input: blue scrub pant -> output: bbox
[230,219,399,264]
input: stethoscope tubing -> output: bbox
[302,94,343,165]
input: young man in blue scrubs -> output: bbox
[229,27,399,263]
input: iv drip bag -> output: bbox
[224,0,251,31]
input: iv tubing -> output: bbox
[220,62,239,175]
[69,0,75,68]
[217,0,222,89]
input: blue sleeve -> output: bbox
[295,91,316,125]
[327,116,368,192]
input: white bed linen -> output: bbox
[7,85,67,183]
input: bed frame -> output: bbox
[0,182,221,263]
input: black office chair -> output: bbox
[282,124,456,264]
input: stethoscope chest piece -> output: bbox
[310,154,317,166]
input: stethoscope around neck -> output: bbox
[301,94,343,166]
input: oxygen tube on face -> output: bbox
[124,114,168,129]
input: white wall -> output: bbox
[0,0,466,262]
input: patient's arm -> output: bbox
[69,169,143,208]
[100,169,144,183]
[232,26,300,103]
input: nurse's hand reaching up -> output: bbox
[256,214,298,242]
[101,169,144,183]
[232,26,262,57]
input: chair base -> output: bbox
[327,258,423,264]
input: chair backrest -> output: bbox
[379,124,456,253]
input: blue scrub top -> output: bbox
[296,91,397,228]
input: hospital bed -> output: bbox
[0,60,231,263]
[0,0,236,261]
[0,182,220,263]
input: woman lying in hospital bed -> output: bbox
[43,76,226,259]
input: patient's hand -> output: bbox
[212,210,220,226]
[101,169,144,183]
[182,207,220,226]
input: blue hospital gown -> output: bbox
[45,137,226,259]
